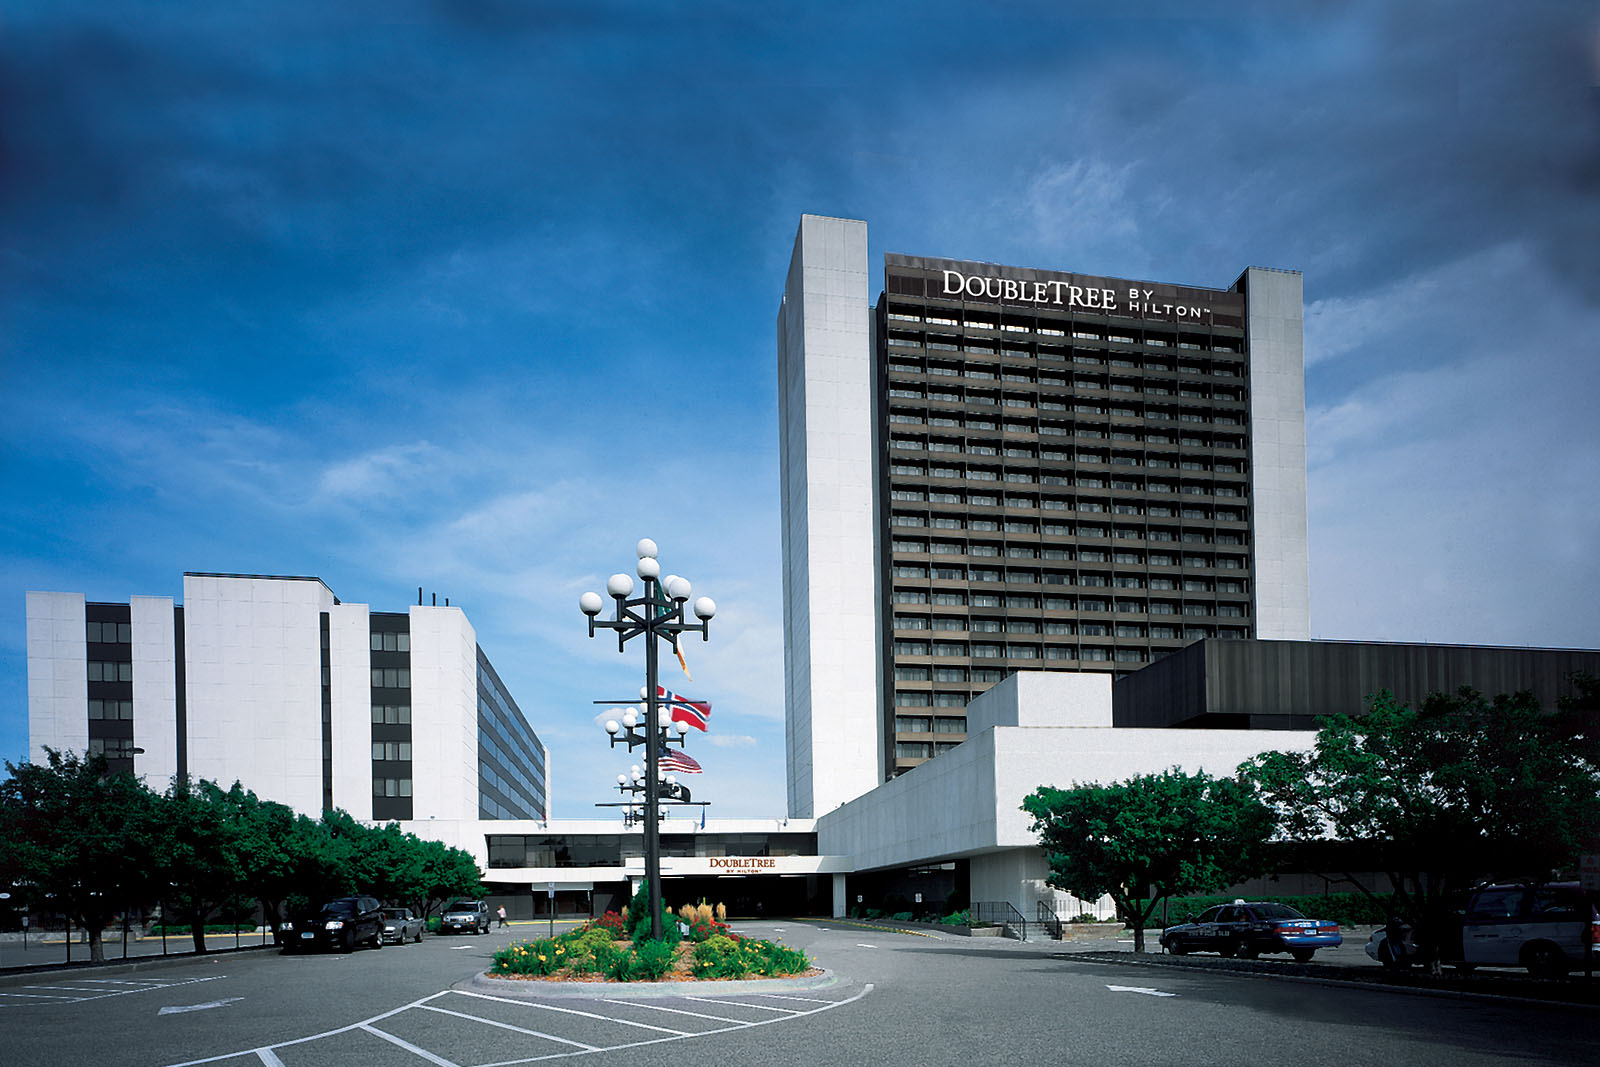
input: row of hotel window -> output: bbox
[893,636,1239,670]
[88,738,138,758]
[893,550,1244,570]
[893,617,1243,646]
[370,631,411,651]
[885,346,1240,375]
[482,760,545,814]
[887,442,1246,475]
[879,409,1245,447]
[887,464,1242,495]
[886,378,1244,401]
[885,332,1242,362]
[896,741,961,759]
[373,777,413,797]
[894,528,1242,550]
[886,396,1245,423]
[895,595,1242,614]
[893,604,1246,630]
[88,699,134,720]
[87,661,132,682]
[894,715,966,733]
[883,308,1240,349]
[889,503,1245,525]
[889,518,1248,543]
[86,621,133,643]
[373,742,413,761]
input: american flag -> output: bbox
[658,748,702,774]
[656,685,711,732]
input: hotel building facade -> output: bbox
[779,214,1310,815]
[25,572,548,823]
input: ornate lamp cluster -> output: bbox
[579,538,714,940]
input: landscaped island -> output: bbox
[489,894,812,983]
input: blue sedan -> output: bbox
[1160,901,1342,962]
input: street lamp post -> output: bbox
[581,539,715,941]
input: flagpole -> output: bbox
[581,539,715,944]
[643,576,663,941]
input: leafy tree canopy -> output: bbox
[1243,681,1600,964]
[1022,768,1273,951]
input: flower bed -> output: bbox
[488,910,813,984]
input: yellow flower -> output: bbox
[538,954,546,962]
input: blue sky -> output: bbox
[3,1,1597,818]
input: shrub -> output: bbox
[1068,913,1103,924]
[750,939,810,976]
[890,911,913,922]
[492,938,564,977]
[625,880,680,945]
[686,915,737,943]
[627,938,678,981]
[568,936,625,976]
[591,910,625,937]
[693,934,750,979]
[939,909,970,926]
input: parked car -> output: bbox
[1454,882,1598,978]
[381,907,425,944]
[1160,900,1342,962]
[281,896,385,953]
[439,899,491,935]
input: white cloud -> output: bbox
[706,734,757,748]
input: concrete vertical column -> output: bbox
[832,873,848,919]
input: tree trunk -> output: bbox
[1132,923,1146,952]
[88,926,105,964]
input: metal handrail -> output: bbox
[971,901,1028,941]
[1036,900,1063,939]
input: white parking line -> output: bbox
[417,1004,599,1050]
[166,982,875,1067]
[599,999,748,1024]
[453,991,689,1035]
[681,996,799,1014]
[748,993,835,1005]
[362,1024,461,1066]
[856,943,877,949]
[1,976,225,1007]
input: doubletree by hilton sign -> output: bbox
[708,857,778,871]
[887,257,1244,326]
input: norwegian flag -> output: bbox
[656,685,711,732]
[658,748,703,774]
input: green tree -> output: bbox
[152,778,259,954]
[0,749,160,963]
[1022,769,1274,952]
[1244,686,1600,967]
[414,837,485,917]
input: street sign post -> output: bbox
[547,882,556,938]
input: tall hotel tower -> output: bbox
[779,215,1309,816]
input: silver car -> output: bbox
[381,907,425,944]
[439,899,490,935]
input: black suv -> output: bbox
[281,896,385,953]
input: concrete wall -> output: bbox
[129,596,178,788]
[1240,267,1310,640]
[410,605,480,822]
[966,671,1113,735]
[777,214,879,817]
[329,602,371,818]
[25,591,88,763]
[181,574,334,816]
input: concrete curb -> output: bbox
[1061,950,1600,1010]
[461,967,843,1000]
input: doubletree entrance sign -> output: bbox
[709,857,778,871]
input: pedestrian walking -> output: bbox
[496,905,507,928]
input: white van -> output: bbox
[1457,882,1599,977]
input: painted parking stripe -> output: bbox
[417,1004,599,1050]
[748,993,835,1005]
[0,992,83,1000]
[599,999,749,1024]
[681,995,800,1014]
[362,1024,461,1067]
[453,990,689,1035]
[253,1050,287,1067]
